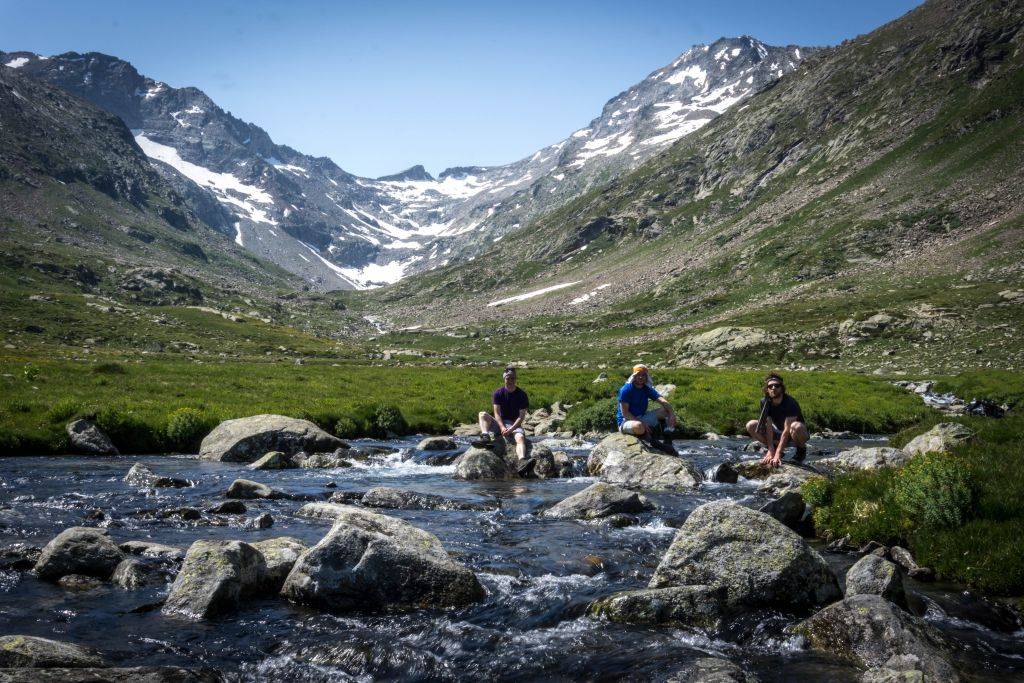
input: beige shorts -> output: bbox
[619,411,659,434]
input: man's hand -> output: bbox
[759,449,775,465]
[500,426,511,437]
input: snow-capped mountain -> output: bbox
[2,37,808,289]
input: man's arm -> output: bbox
[508,408,526,432]
[492,403,503,428]
[771,417,799,464]
[619,401,635,422]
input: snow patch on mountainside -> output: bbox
[487,281,581,307]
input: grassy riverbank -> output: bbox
[0,353,933,455]
[804,372,1024,595]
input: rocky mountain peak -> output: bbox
[377,165,434,182]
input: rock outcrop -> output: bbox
[815,447,910,474]
[162,540,266,620]
[600,449,702,490]
[903,423,973,457]
[453,446,511,480]
[0,635,104,668]
[416,436,458,451]
[247,451,295,470]
[281,506,484,612]
[199,414,345,463]
[845,554,907,608]
[544,482,654,520]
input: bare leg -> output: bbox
[788,421,809,447]
[746,419,770,446]
[478,411,498,435]
[514,433,527,461]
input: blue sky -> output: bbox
[1,0,921,178]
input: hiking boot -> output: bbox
[471,433,495,450]
[792,445,807,464]
[516,457,537,479]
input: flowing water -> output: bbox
[1,437,1022,681]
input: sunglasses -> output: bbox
[766,384,783,390]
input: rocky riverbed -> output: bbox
[0,435,1022,681]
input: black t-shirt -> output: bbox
[760,394,804,431]
[492,386,529,425]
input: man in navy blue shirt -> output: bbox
[476,366,529,461]
[746,372,808,466]
[617,364,677,450]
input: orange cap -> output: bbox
[632,364,648,374]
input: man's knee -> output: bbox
[790,421,808,440]
[514,432,526,443]
[745,420,760,434]
[478,411,488,420]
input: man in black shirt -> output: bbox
[476,366,529,461]
[745,372,809,466]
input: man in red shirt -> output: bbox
[476,366,529,461]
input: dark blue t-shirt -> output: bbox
[492,386,529,425]
[616,382,660,426]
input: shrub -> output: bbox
[810,468,903,545]
[96,406,159,453]
[911,519,1024,595]
[46,398,82,423]
[165,407,211,452]
[892,452,973,531]
[374,403,409,436]
[92,362,127,375]
[801,476,832,508]
[564,398,617,434]
[334,417,360,439]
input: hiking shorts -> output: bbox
[488,424,525,440]
[619,411,660,435]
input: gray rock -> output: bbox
[668,657,759,683]
[298,452,353,469]
[246,513,274,530]
[600,449,703,490]
[588,585,725,629]
[816,447,910,474]
[33,527,125,581]
[281,506,485,612]
[794,595,958,682]
[552,451,574,478]
[112,557,176,590]
[0,543,41,571]
[156,507,201,521]
[453,446,511,480]
[199,414,345,463]
[0,635,104,668]
[0,667,220,682]
[544,482,654,520]
[118,540,185,561]
[759,491,807,532]
[708,462,739,483]
[846,555,907,608]
[162,540,267,620]
[207,501,247,515]
[649,501,840,612]
[65,419,118,456]
[587,433,657,476]
[251,537,307,593]
[361,487,492,511]
[903,423,973,457]
[124,463,191,488]
[57,574,103,591]
[248,451,295,470]
[224,478,292,500]
[416,436,458,451]
[861,655,934,682]
[890,546,935,582]
[296,502,350,521]
[600,513,640,528]
[676,326,773,360]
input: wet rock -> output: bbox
[758,491,807,533]
[668,657,758,683]
[846,555,907,609]
[890,546,935,582]
[124,463,191,488]
[65,419,118,456]
[600,449,702,491]
[297,502,351,521]
[225,478,292,500]
[57,574,103,591]
[299,451,351,468]
[793,595,958,682]
[252,537,307,593]
[156,507,201,521]
[417,436,457,451]
[112,557,176,590]
[246,513,274,530]
[248,451,295,470]
[162,540,267,620]
[0,635,105,667]
[588,585,725,629]
[361,487,492,511]
[118,541,185,562]
[34,527,125,581]
[0,667,222,682]
[453,446,511,480]
[544,482,654,520]
[199,414,346,463]
[587,433,657,476]
[861,656,937,682]
[816,447,910,474]
[328,491,366,504]
[734,461,815,495]
[281,506,485,612]
[649,501,840,613]
[207,501,247,515]
[599,513,640,528]
[524,444,558,479]
[423,452,462,466]
[903,423,973,457]
[552,451,574,478]
[708,462,739,483]
[0,543,41,571]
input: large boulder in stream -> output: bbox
[65,419,118,455]
[545,482,654,520]
[0,668,221,682]
[361,487,493,511]
[793,594,958,682]
[252,537,307,593]
[587,433,652,475]
[124,462,191,488]
[587,433,702,490]
[734,460,815,495]
[199,414,345,463]
[33,527,125,581]
[815,447,910,474]
[224,478,292,500]
[668,657,759,683]
[903,422,973,457]
[0,635,104,667]
[281,506,485,612]
[588,585,725,629]
[845,555,907,609]
[453,446,511,480]
[162,540,267,620]
[649,501,840,612]
[417,436,458,451]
